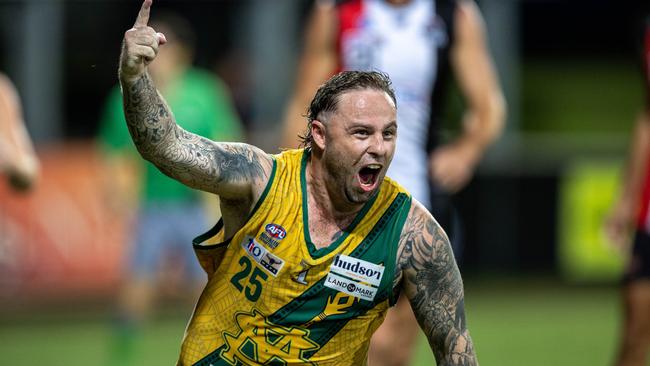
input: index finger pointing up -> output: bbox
[133,0,152,28]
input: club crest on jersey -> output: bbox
[324,254,384,301]
[241,236,285,276]
[259,223,286,249]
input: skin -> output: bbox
[606,112,650,248]
[605,110,650,366]
[306,89,397,248]
[397,202,476,365]
[0,73,39,191]
[119,1,477,364]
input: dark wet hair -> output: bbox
[300,70,396,149]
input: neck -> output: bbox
[306,154,362,225]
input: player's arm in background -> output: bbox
[396,200,478,365]
[606,110,650,247]
[279,0,337,149]
[429,0,506,193]
[606,22,650,247]
[0,73,39,191]
[119,0,272,206]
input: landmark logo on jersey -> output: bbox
[241,237,285,276]
[324,254,384,301]
[259,223,286,249]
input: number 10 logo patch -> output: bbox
[241,236,285,276]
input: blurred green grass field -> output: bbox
[0,278,623,366]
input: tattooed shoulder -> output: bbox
[210,143,270,184]
[394,202,441,290]
[160,139,272,196]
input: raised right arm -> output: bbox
[119,0,272,201]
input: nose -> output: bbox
[366,132,387,157]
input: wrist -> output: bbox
[456,136,485,167]
[118,68,143,86]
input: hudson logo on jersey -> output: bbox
[241,236,285,276]
[259,223,286,249]
[324,254,384,301]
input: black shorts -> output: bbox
[623,230,650,283]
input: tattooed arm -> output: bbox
[396,200,478,365]
[118,0,272,201]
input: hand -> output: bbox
[1,155,38,192]
[5,162,37,192]
[0,137,38,192]
[119,0,167,82]
[428,141,480,193]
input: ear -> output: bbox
[311,120,327,150]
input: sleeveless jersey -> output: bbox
[636,21,650,233]
[334,0,457,207]
[179,149,412,366]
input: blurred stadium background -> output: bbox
[0,0,648,364]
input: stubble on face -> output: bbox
[319,89,397,206]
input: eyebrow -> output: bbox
[384,121,397,130]
[347,120,397,130]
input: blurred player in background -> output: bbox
[605,16,650,366]
[280,0,505,364]
[98,11,243,365]
[0,72,39,191]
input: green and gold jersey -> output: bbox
[180,149,412,366]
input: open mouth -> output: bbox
[358,164,382,191]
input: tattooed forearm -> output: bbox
[122,72,174,158]
[120,73,268,195]
[397,205,477,365]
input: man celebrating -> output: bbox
[119,1,477,365]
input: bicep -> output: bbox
[152,127,273,200]
[451,1,502,113]
[397,203,476,364]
